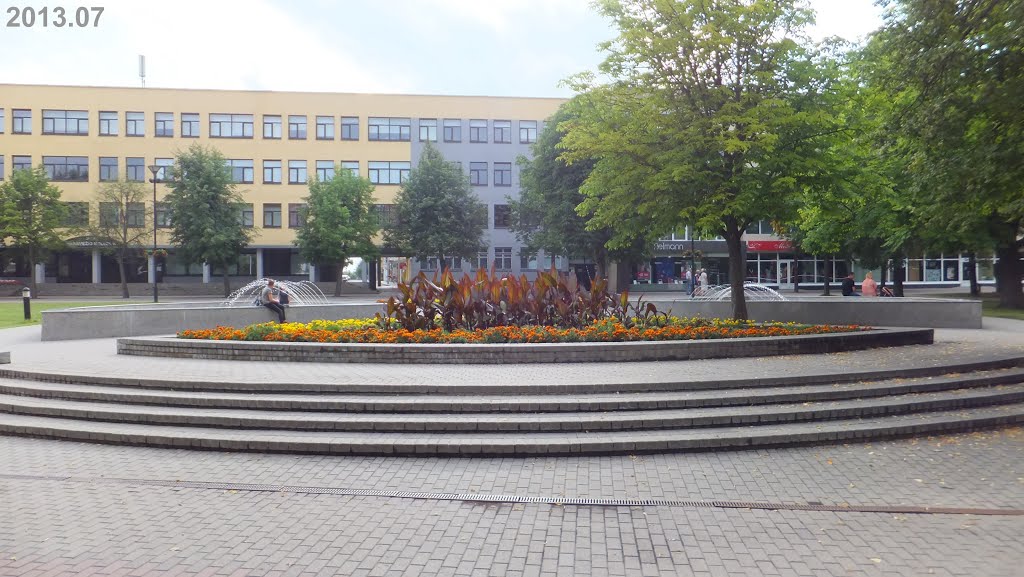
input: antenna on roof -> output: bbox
[139,55,146,87]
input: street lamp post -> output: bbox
[147,165,161,303]
[689,224,697,296]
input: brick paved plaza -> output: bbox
[1,319,1023,576]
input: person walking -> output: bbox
[261,279,287,323]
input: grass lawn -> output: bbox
[0,301,135,329]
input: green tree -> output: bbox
[509,104,630,279]
[384,142,487,267]
[560,0,841,319]
[867,0,1024,308]
[295,167,380,296]
[89,180,153,299]
[0,166,68,293]
[165,144,255,296]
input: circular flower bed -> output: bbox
[178,317,868,344]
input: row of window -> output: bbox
[0,109,541,144]
[1,155,517,187]
[418,251,567,272]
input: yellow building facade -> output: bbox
[0,83,564,284]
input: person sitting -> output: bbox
[261,279,287,323]
[861,272,878,297]
[841,273,859,296]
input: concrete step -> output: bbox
[1,358,1022,394]
[0,369,1022,413]
[1,385,1022,433]
[0,404,1020,455]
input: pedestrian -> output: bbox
[698,268,709,294]
[261,279,287,323]
[861,271,878,297]
[841,273,859,296]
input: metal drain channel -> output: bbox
[3,473,1021,516]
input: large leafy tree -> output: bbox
[0,166,68,293]
[384,143,487,266]
[295,167,380,296]
[561,0,841,319]
[510,103,636,279]
[89,180,153,299]
[165,144,255,296]
[867,0,1024,307]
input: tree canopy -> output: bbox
[0,166,68,292]
[164,144,255,296]
[89,180,153,298]
[384,143,487,266]
[295,168,380,296]
[561,0,841,318]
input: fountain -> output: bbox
[223,278,331,307]
[691,282,788,302]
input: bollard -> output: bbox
[21,286,31,320]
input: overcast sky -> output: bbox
[0,0,883,97]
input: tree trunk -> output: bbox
[222,268,231,297]
[995,242,1023,308]
[792,251,800,293]
[28,245,37,295]
[117,252,129,299]
[725,228,748,320]
[594,246,608,280]
[822,255,831,296]
[968,252,980,297]
[893,253,905,297]
[880,259,888,289]
[334,258,345,297]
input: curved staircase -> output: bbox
[0,359,1022,456]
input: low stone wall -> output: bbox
[644,297,982,329]
[41,302,385,341]
[117,328,934,364]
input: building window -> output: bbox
[126,157,145,182]
[126,112,145,136]
[493,120,511,143]
[263,115,282,139]
[155,202,172,228]
[316,116,335,140]
[263,160,282,184]
[263,203,282,228]
[340,116,359,140]
[99,202,118,227]
[226,159,254,184]
[520,252,538,270]
[443,119,462,142]
[13,155,32,171]
[126,202,145,227]
[315,160,334,182]
[288,203,306,228]
[341,161,359,177]
[153,158,174,181]
[13,109,32,134]
[373,204,397,227]
[210,114,253,138]
[288,160,307,184]
[99,157,118,181]
[181,113,200,138]
[368,117,411,141]
[43,156,89,181]
[444,257,462,271]
[494,204,511,228]
[520,120,538,144]
[0,156,4,180]
[419,118,437,142]
[470,162,488,186]
[494,162,512,187]
[63,202,89,226]
[99,111,118,136]
[238,203,254,228]
[475,251,488,270]
[495,247,512,270]
[368,161,410,184]
[0,108,5,133]
[470,119,487,143]
[43,110,89,135]
[288,115,307,139]
[154,112,174,137]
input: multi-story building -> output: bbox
[0,83,564,286]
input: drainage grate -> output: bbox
[3,473,1020,517]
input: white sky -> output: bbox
[0,0,882,97]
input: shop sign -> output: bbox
[747,240,792,251]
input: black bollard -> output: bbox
[21,286,31,320]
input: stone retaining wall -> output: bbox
[117,327,934,364]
